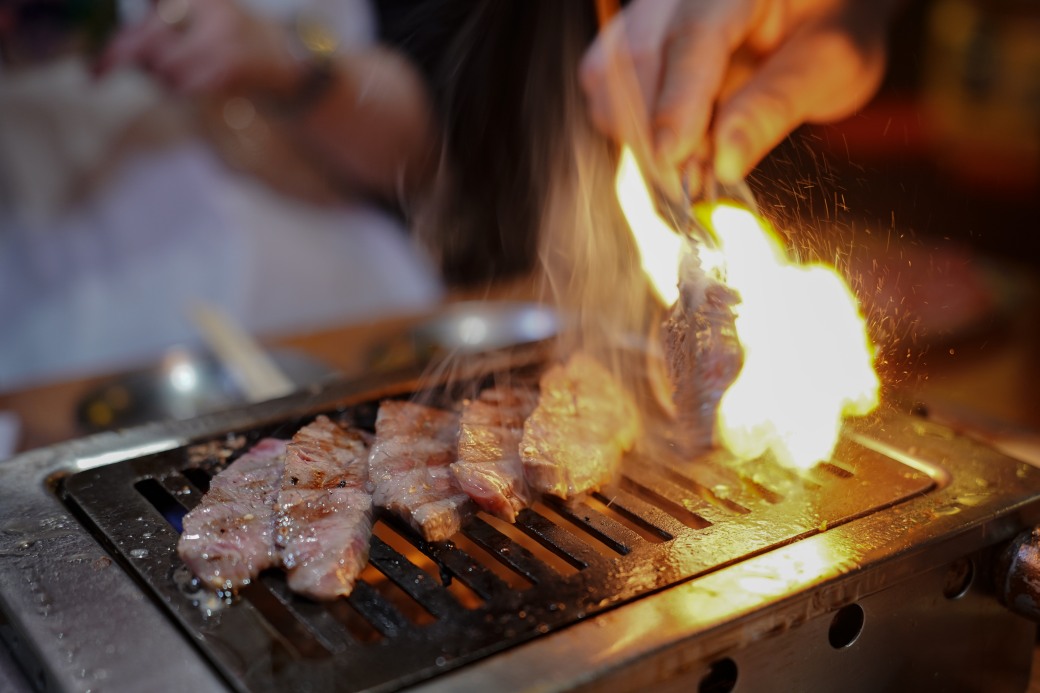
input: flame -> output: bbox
[615,149,684,306]
[615,148,879,469]
[710,204,880,469]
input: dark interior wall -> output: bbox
[755,0,1040,268]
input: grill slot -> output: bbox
[466,515,577,581]
[393,522,513,601]
[443,532,535,591]
[591,489,683,540]
[372,523,486,609]
[325,599,385,644]
[259,573,359,652]
[619,470,713,529]
[357,559,437,628]
[181,467,213,493]
[540,498,640,556]
[135,478,189,531]
[518,505,613,565]
[738,473,785,504]
[61,400,938,693]
[650,465,752,516]
[239,581,332,660]
[815,461,855,480]
[368,538,465,620]
[678,460,763,510]
[345,580,415,638]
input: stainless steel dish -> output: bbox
[75,348,332,434]
[365,301,561,372]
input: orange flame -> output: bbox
[616,148,879,469]
[615,150,684,306]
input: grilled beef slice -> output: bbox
[177,437,287,591]
[452,385,539,522]
[520,353,640,498]
[275,416,373,600]
[370,400,470,541]
[663,264,743,455]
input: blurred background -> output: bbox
[0,0,444,395]
[0,0,1037,454]
[756,0,1040,444]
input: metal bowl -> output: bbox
[365,301,561,373]
[75,347,333,434]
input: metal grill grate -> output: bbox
[62,412,934,693]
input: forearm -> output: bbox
[97,0,439,206]
[283,46,439,204]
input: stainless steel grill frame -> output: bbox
[2,364,1039,692]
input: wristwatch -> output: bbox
[275,13,339,117]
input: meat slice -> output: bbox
[663,253,743,455]
[276,416,373,600]
[452,385,538,522]
[177,437,287,591]
[520,353,641,498]
[369,400,469,541]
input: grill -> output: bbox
[2,360,1040,692]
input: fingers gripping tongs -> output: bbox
[657,166,758,250]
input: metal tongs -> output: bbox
[587,0,758,247]
[658,165,759,249]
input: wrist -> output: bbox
[265,15,339,117]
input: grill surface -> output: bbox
[2,359,1040,692]
[61,392,933,693]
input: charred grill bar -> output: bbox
[1,363,1039,692]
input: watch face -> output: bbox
[0,0,118,69]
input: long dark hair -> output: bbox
[382,1,653,353]
[378,1,592,279]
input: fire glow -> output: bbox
[616,148,880,469]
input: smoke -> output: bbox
[405,1,665,416]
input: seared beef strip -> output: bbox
[452,385,539,522]
[276,416,373,600]
[177,437,287,591]
[663,254,743,454]
[369,400,470,541]
[520,353,640,498]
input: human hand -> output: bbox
[581,0,894,197]
[95,0,301,98]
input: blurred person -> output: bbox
[0,0,444,392]
[96,0,438,201]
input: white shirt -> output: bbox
[0,0,443,392]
